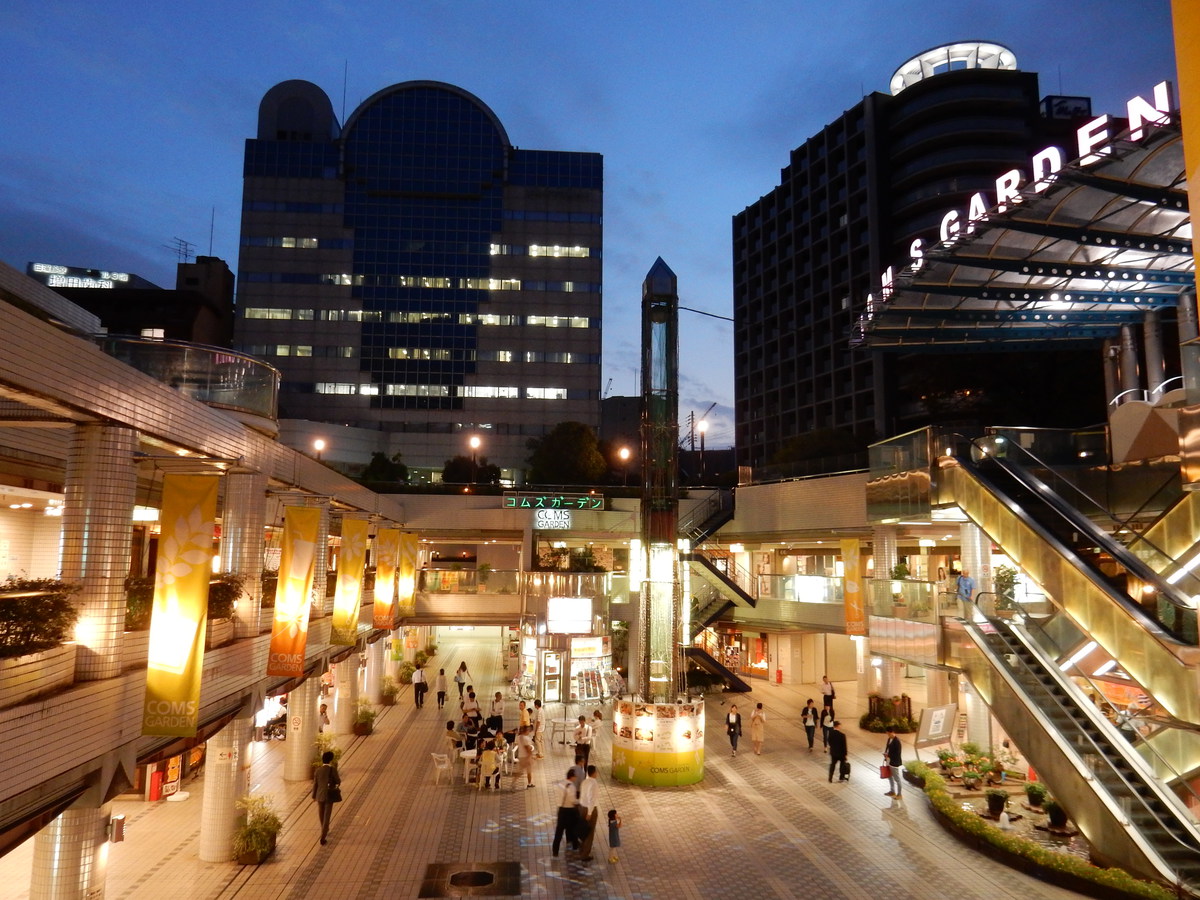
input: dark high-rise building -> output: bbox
[733,42,1099,471]
[235,80,603,480]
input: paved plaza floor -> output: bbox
[0,632,1086,899]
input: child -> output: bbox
[607,808,622,863]
[479,740,500,790]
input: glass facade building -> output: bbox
[236,80,602,479]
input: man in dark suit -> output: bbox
[828,721,849,782]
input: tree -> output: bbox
[359,451,408,485]
[526,421,607,485]
[441,454,500,485]
[769,427,859,466]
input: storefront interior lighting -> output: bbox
[132,505,160,522]
[728,543,744,553]
[1092,659,1118,677]
[1064,640,1098,670]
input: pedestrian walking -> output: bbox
[883,727,904,798]
[311,750,341,845]
[434,668,448,709]
[750,702,766,755]
[820,675,836,715]
[607,809,622,863]
[574,715,594,767]
[532,699,546,758]
[412,663,427,707]
[552,770,580,856]
[454,661,472,699]
[820,705,835,751]
[726,704,742,756]
[801,699,819,751]
[828,721,849,782]
[577,765,600,861]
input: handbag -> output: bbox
[328,786,343,803]
[879,764,891,779]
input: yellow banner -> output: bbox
[841,539,866,636]
[373,527,400,629]
[1174,0,1200,264]
[331,518,368,644]
[267,506,321,676]
[397,531,418,617]
[142,474,219,737]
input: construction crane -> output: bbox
[602,378,613,399]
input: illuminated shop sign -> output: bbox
[534,508,572,530]
[29,262,131,289]
[547,595,592,633]
[570,635,610,657]
[867,81,1175,306]
[503,491,603,510]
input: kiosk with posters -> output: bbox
[610,699,704,786]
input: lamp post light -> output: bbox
[468,435,482,485]
[313,438,326,461]
[697,420,708,482]
[618,446,631,487]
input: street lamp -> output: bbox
[618,446,631,487]
[697,420,708,482]
[313,438,326,461]
[468,435,482,485]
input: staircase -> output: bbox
[682,646,751,693]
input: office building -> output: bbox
[235,80,603,480]
[733,42,1107,471]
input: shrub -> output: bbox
[313,732,341,767]
[354,698,377,726]
[414,650,429,667]
[858,712,916,733]
[0,577,80,657]
[207,573,245,619]
[232,794,282,860]
[425,642,438,657]
[125,576,155,630]
[397,661,416,684]
[260,572,278,608]
[381,675,399,699]
[1024,781,1047,807]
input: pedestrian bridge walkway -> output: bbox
[0,632,1083,899]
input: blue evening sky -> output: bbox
[0,1,1177,448]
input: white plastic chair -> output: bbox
[431,752,451,786]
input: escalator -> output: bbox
[937,451,1200,727]
[958,608,1200,890]
[682,646,751,692]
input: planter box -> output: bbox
[353,722,373,736]
[380,695,397,706]
[0,643,76,708]
[235,832,276,865]
[206,617,234,650]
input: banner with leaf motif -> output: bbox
[373,527,400,628]
[397,531,419,617]
[266,506,321,676]
[841,538,866,636]
[331,517,369,645]
[142,474,219,736]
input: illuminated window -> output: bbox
[294,345,312,357]
[384,384,451,397]
[359,384,379,396]
[315,382,357,394]
[140,328,165,339]
[459,386,519,398]
[526,387,568,400]
[244,307,293,320]
[388,347,452,360]
[275,345,291,356]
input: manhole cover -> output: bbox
[419,862,520,897]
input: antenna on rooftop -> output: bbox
[165,237,195,263]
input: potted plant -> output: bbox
[425,641,438,657]
[232,794,282,864]
[353,698,377,735]
[985,787,1009,816]
[993,564,1019,615]
[380,675,399,706]
[312,732,342,772]
[1024,781,1047,809]
[476,563,492,592]
[1044,798,1069,829]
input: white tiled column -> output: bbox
[31,803,111,900]
[872,525,898,579]
[285,676,321,782]
[334,656,359,736]
[964,682,992,748]
[879,658,905,696]
[367,638,386,704]
[198,715,252,861]
[308,499,331,618]
[219,472,267,639]
[959,521,992,601]
[61,424,137,681]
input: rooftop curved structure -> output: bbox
[890,41,1018,95]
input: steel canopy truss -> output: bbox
[853,121,1193,350]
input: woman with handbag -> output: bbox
[883,728,904,798]
[725,704,742,757]
[312,750,342,845]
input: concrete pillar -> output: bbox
[925,667,951,706]
[854,637,871,699]
[31,803,111,900]
[959,521,992,606]
[285,676,321,782]
[1143,308,1166,399]
[334,656,359,735]
[879,658,904,696]
[964,682,992,748]
[1119,323,1141,404]
[61,424,137,682]
[199,715,252,861]
[219,472,267,639]
[1102,339,1120,408]
[367,638,385,704]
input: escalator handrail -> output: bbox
[952,437,1194,646]
[980,444,1195,615]
[961,605,1200,872]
